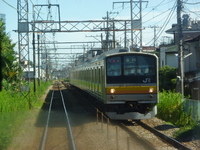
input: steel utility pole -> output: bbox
[37,35,41,86]
[177,0,184,96]
[17,0,31,108]
[32,23,36,93]
[149,25,160,51]
[113,0,148,51]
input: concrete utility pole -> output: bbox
[177,0,184,96]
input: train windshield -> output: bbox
[106,54,157,84]
[123,56,155,76]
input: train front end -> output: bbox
[104,52,158,120]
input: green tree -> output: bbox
[0,20,22,91]
[159,65,177,91]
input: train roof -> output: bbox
[71,48,157,69]
[92,48,157,61]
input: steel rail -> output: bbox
[40,88,55,150]
[59,84,77,150]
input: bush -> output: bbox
[159,66,177,91]
[157,90,195,127]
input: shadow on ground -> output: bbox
[175,125,200,142]
[154,124,177,131]
[34,88,96,128]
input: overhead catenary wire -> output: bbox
[2,0,17,11]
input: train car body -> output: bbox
[69,49,158,120]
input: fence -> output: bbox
[183,99,200,121]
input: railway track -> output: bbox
[65,82,192,150]
[135,121,191,150]
[117,120,192,150]
[40,81,76,150]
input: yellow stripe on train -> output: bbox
[106,86,157,94]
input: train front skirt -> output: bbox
[105,106,157,120]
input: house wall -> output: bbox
[160,45,178,68]
[184,41,200,72]
[166,53,178,68]
[23,68,46,79]
[159,47,167,67]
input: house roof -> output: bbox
[165,45,178,53]
[185,34,200,42]
[166,23,200,34]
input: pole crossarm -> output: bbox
[28,20,132,33]
[49,55,83,59]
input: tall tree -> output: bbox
[0,20,2,90]
[0,20,22,91]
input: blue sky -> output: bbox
[1,0,200,49]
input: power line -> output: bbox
[145,1,177,46]
[142,0,165,18]
[143,7,173,25]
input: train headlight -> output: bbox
[110,88,115,94]
[149,88,154,93]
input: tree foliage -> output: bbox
[0,20,22,91]
[159,65,177,91]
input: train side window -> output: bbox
[86,69,88,81]
[94,68,96,83]
[92,69,93,82]
[98,68,100,84]
[100,66,103,84]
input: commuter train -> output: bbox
[69,48,158,120]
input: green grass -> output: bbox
[0,80,53,149]
[0,81,52,112]
[29,81,53,108]
[0,90,29,112]
[0,112,27,150]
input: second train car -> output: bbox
[69,49,158,120]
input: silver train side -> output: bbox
[69,49,159,120]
